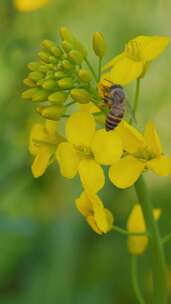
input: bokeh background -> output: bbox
[1,0,171,303]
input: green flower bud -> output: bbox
[50,47,62,57]
[32,89,49,102]
[46,71,55,79]
[74,40,87,58]
[48,56,57,64]
[38,52,50,63]
[39,64,51,73]
[58,77,73,89]
[78,69,92,82]
[54,71,67,79]
[48,92,68,104]
[23,78,36,87]
[42,80,57,90]
[62,41,73,52]
[62,60,73,70]
[69,50,84,64]
[41,40,55,49]
[27,62,40,71]
[70,88,92,104]
[92,32,106,58]
[22,88,38,100]
[29,71,44,81]
[37,105,66,120]
[59,27,75,44]
[37,79,44,86]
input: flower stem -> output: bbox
[162,232,171,245]
[131,255,146,304]
[84,58,98,82]
[130,78,141,123]
[112,225,149,237]
[135,175,167,304]
[98,58,102,82]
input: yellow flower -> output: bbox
[13,0,49,12]
[127,204,161,255]
[29,120,63,178]
[103,35,170,85]
[75,191,114,234]
[109,120,171,189]
[80,102,105,125]
[56,111,122,193]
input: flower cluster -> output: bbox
[23,28,171,246]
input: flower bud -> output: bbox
[38,52,49,63]
[42,80,57,90]
[41,40,55,49]
[32,89,49,102]
[78,69,92,82]
[29,71,44,81]
[59,27,75,44]
[28,62,40,71]
[48,92,68,104]
[23,78,36,87]
[37,105,66,120]
[62,41,73,52]
[48,56,57,64]
[46,71,55,79]
[50,47,62,57]
[22,88,38,100]
[62,60,73,70]
[93,32,106,58]
[70,88,92,104]
[58,77,73,89]
[54,71,67,79]
[39,64,51,73]
[69,50,84,64]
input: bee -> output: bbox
[100,82,126,131]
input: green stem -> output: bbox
[130,78,141,123]
[98,58,102,81]
[135,176,167,304]
[65,100,75,107]
[131,256,146,304]
[162,232,171,245]
[84,58,98,82]
[112,225,148,237]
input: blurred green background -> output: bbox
[0,0,171,303]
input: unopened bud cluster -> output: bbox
[22,27,105,121]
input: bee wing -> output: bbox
[124,97,137,125]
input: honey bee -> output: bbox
[100,82,126,131]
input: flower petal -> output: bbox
[66,111,96,147]
[32,145,53,178]
[14,0,49,12]
[75,192,92,217]
[56,142,80,178]
[103,53,125,71]
[86,215,102,234]
[110,57,143,85]
[78,159,105,193]
[144,122,162,156]
[147,156,171,176]
[134,35,170,62]
[91,129,123,165]
[116,120,145,154]
[109,156,144,189]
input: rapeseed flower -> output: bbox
[75,191,113,234]
[13,0,49,12]
[56,111,122,193]
[102,35,170,85]
[127,204,161,255]
[109,120,171,188]
[29,120,63,178]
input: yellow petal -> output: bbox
[80,102,100,114]
[127,204,161,255]
[31,145,52,178]
[116,120,145,154]
[91,129,123,165]
[56,142,80,178]
[127,204,147,255]
[109,156,144,189]
[45,120,58,137]
[144,122,162,156]
[103,53,125,71]
[13,0,49,12]
[86,215,102,234]
[134,35,170,62]
[75,192,92,217]
[147,156,171,176]
[110,57,143,85]
[78,159,105,193]
[66,111,96,147]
